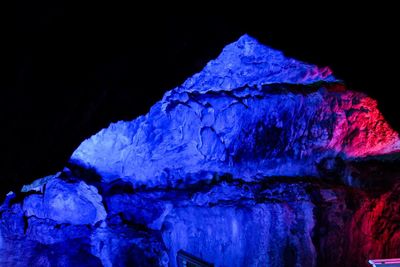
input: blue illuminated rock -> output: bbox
[161,182,316,267]
[1,35,400,267]
[168,34,336,94]
[22,177,106,225]
[71,35,399,187]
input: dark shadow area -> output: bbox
[64,161,103,184]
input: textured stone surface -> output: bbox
[0,35,400,266]
[161,183,316,267]
[71,35,399,187]
[90,226,168,267]
[169,34,337,95]
[348,183,400,266]
[22,178,106,225]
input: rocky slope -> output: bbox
[1,35,399,266]
[70,35,399,187]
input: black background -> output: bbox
[2,4,398,195]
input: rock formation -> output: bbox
[1,35,399,266]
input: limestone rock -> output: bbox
[71,35,400,187]
[22,178,106,225]
[1,35,399,267]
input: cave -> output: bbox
[2,18,400,266]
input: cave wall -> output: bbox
[1,35,400,267]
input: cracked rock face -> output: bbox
[1,35,400,267]
[22,177,106,225]
[71,35,399,187]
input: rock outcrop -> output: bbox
[70,35,399,187]
[1,35,399,266]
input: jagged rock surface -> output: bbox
[22,177,106,225]
[1,35,400,267]
[71,35,399,187]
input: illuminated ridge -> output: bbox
[70,35,400,187]
[171,34,337,95]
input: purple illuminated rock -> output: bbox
[1,35,400,267]
[71,35,399,187]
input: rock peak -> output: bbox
[172,34,338,95]
[71,34,400,189]
[227,33,263,53]
[234,33,257,42]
